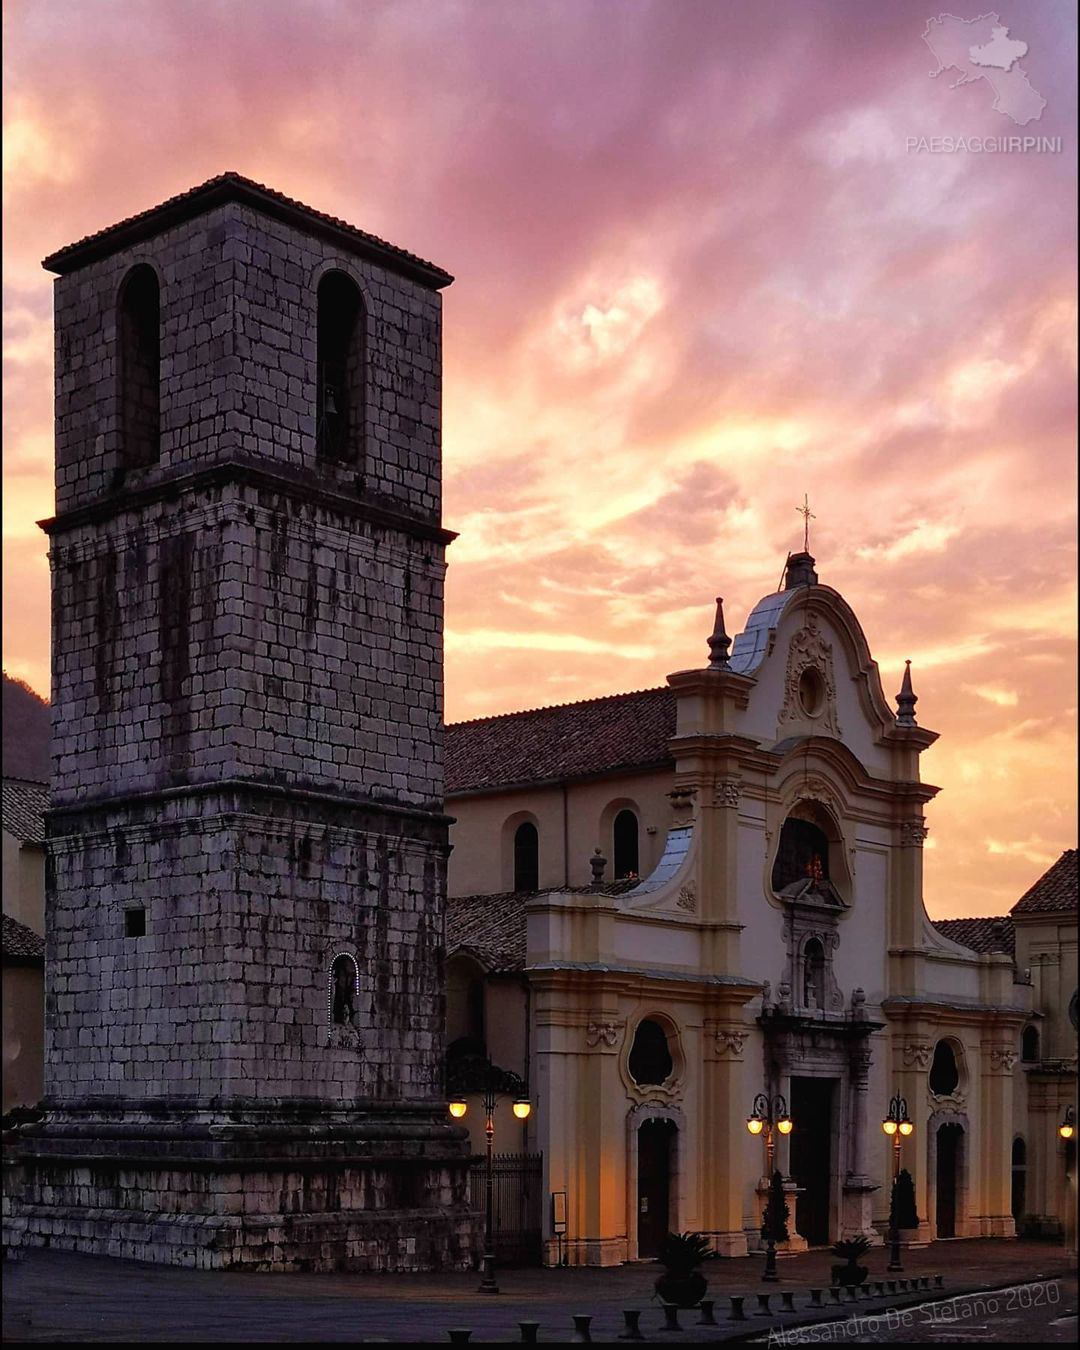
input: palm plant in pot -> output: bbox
[891,1168,919,1234]
[830,1236,871,1289]
[654,1231,716,1308]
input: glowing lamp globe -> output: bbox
[448,1099,468,1120]
[882,1119,898,1136]
[777,1117,793,1136]
[899,1120,914,1136]
[747,1117,764,1136]
[513,1098,532,1121]
[1060,1122,1075,1140]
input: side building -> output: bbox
[2,779,48,1116]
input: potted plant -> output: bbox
[830,1236,871,1289]
[762,1170,790,1244]
[654,1231,716,1308]
[891,1168,919,1236]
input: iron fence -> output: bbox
[469,1151,543,1267]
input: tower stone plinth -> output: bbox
[2,174,476,1270]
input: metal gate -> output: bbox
[470,1152,543,1266]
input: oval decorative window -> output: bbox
[798,666,825,716]
[628,1019,674,1087]
[928,1039,960,1095]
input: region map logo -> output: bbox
[922,11,1046,125]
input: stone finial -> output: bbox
[896,660,918,726]
[707,597,732,669]
[590,848,607,884]
[850,987,867,1020]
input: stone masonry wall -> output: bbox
[52,203,442,519]
[46,787,449,1105]
[49,487,444,808]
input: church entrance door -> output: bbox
[637,1119,676,1258]
[936,1123,962,1237]
[789,1077,835,1246]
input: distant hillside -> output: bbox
[2,674,50,782]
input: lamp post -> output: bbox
[747,1091,793,1282]
[448,1063,532,1294]
[882,1093,914,1272]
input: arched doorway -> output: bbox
[936,1123,964,1237]
[637,1118,676,1258]
[789,1077,836,1245]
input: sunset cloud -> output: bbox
[3,0,1075,919]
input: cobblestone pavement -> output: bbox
[3,1240,1075,1342]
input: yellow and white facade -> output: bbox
[446,553,1076,1263]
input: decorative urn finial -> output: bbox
[590,847,607,885]
[896,660,918,726]
[707,597,732,669]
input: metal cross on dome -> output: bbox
[796,494,816,553]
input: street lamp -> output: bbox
[747,1091,794,1282]
[448,1066,532,1294]
[1060,1106,1076,1140]
[882,1093,914,1272]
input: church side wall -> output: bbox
[446,768,671,898]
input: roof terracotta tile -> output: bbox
[445,688,675,795]
[2,913,44,961]
[41,172,452,288]
[933,916,1015,957]
[447,880,642,972]
[1010,850,1077,916]
[2,780,48,846]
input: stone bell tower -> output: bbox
[4,174,475,1270]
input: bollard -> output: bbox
[781,1292,795,1312]
[697,1301,717,1326]
[617,1310,644,1341]
[756,1293,772,1314]
[661,1302,681,1332]
[874,1282,885,1296]
[728,1295,747,1321]
[448,1333,472,1346]
[809,1289,823,1307]
[829,1287,842,1304]
[519,1323,540,1344]
[934,1275,944,1290]
[571,1314,593,1344]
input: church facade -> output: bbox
[445,556,1078,1264]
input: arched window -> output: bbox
[928,1039,960,1096]
[803,937,826,1009]
[316,271,364,464]
[772,816,831,891]
[467,977,486,1047]
[513,821,539,891]
[1021,1025,1039,1063]
[613,809,639,879]
[118,264,160,470]
[330,953,359,1028]
[628,1019,674,1087]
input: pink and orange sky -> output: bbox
[3,0,1076,919]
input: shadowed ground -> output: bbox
[2,1239,1075,1342]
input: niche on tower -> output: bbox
[316,270,366,466]
[117,263,161,472]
